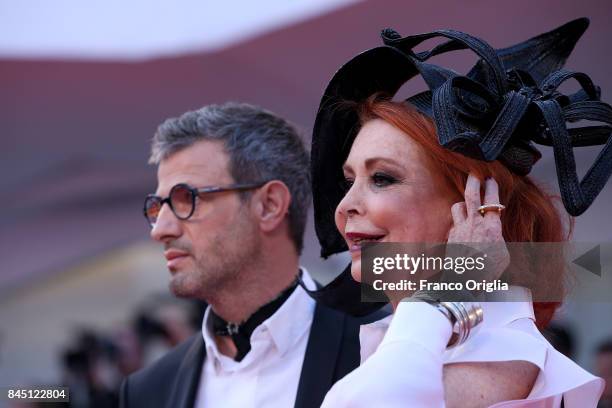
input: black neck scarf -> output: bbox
[210,279,298,362]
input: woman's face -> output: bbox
[335,119,455,281]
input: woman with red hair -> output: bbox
[303,19,610,407]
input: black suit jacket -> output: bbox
[120,302,381,408]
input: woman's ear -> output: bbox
[253,180,292,233]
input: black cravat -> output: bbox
[210,279,298,362]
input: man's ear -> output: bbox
[252,181,291,233]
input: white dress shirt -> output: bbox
[322,287,604,408]
[194,270,316,408]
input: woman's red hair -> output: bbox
[357,96,571,329]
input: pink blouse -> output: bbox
[321,287,604,407]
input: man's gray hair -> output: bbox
[150,102,311,254]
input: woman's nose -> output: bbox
[336,180,364,218]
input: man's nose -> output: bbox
[150,203,182,243]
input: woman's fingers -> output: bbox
[483,177,500,205]
[483,177,502,221]
[464,173,482,216]
[451,202,467,225]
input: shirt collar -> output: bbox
[261,268,316,356]
[481,286,535,327]
[201,267,316,370]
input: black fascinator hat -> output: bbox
[306,19,612,316]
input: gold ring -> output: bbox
[477,204,505,215]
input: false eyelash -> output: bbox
[371,172,397,187]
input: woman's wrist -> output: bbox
[382,301,454,354]
[406,291,484,348]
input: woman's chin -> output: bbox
[350,259,362,282]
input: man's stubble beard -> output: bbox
[169,205,262,301]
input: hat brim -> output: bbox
[312,46,419,258]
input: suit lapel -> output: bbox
[293,303,361,408]
[166,335,207,408]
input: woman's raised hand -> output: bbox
[447,174,510,281]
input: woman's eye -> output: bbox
[372,172,396,187]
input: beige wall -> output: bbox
[0,241,169,387]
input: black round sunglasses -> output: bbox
[143,181,269,227]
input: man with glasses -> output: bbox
[120,102,363,408]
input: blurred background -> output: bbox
[1,0,612,406]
